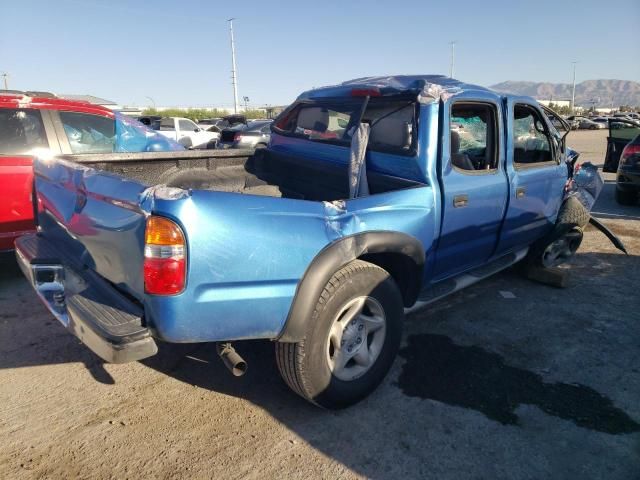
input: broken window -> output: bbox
[513,105,553,166]
[450,103,498,172]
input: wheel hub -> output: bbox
[326,296,386,381]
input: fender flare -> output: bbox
[277,231,425,343]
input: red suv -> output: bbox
[0,91,182,252]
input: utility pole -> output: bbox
[570,61,577,113]
[1,73,8,90]
[228,18,239,114]
[449,41,456,78]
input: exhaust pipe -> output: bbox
[216,342,247,377]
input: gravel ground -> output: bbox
[0,129,638,480]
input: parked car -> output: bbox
[218,119,272,149]
[0,91,183,252]
[603,118,640,205]
[15,75,619,408]
[577,118,606,130]
[158,117,219,149]
[592,117,610,126]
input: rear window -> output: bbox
[0,108,48,155]
[274,98,417,154]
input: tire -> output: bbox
[590,125,597,130]
[615,187,637,205]
[524,197,588,268]
[179,137,193,149]
[276,260,404,409]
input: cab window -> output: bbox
[513,105,553,166]
[274,98,417,155]
[0,108,48,155]
[179,119,197,131]
[450,103,498,172]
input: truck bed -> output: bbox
[62,148,423,202]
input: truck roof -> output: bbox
[297,75,491,102]
[0,92,115,117]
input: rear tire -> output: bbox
[615,187,637,205]
[276,260,404,409]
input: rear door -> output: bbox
[603,119,640,172]
[432,94,509,279]
[496,98,568,253]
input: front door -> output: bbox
[432,97,509,280]
[496,98,568,254]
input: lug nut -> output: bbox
[347,346,353,353]
[358,324,364,331]
[357,337,362,343]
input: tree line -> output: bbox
[141,108,268,121]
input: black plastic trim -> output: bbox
[277,231,425,343]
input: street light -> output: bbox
[243,96,250,112]
[145,96,156,109]
[570,61,578,113]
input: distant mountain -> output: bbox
[489,79,640,108]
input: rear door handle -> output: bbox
[453,194,468,208]
[516,187,526,199]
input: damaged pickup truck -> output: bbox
[16,76,624,408]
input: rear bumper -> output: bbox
[15,234,157,363]
[617,171,640,190]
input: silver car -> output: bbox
[221,120,273,149]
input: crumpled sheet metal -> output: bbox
[337,76,464,103]
[564,161,603,212]
[139,184,190,213]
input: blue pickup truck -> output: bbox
[16,76,612,408]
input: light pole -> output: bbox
[449,41,456,78]
[1,72,8,90]
[145,96,156,109]
[570,61,577,113]
[228,18,239,114]
[243,96,249,112]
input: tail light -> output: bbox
[620,144,640,168]
[234,132,243,141]
[144,216,186,295]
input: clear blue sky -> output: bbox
[1,0,638,108]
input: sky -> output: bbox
[1,0,639,109]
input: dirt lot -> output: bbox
[1,129,638,479]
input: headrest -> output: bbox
[297,107,329,132]
[370,117,410,149]
[451,129,460,153]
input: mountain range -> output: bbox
[489,80,640,108]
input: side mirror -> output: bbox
[194,127,201,132]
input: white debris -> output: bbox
[499,291,516,299]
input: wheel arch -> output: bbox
[277,231,425,343]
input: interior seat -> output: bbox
[450,130,474,171]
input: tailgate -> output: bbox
[34,156,149,299]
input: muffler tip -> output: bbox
[217,343,248,377]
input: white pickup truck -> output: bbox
[158,117,219,149]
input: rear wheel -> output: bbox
[276,260,404,409]
[615,187,637,205]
